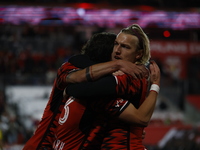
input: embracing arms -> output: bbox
[118,61,160,126]
[66,59,147,84]
[65,60,160,127]
[63,55,160,127]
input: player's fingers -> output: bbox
[131,72,138,79]
[152,62,160,74]
[150,64,155,74]
[137,65,147,79]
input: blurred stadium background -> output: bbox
[0,0,200,150]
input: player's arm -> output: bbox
[61,54,117,94]
[66,58,148,83]
[57,54,118,89]
[119,91,158,127]
[66,75,117,98]
[118,61,160,126]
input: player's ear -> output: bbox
[136,49,143,60]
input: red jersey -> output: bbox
[23,62,79,150]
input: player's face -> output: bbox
[111,32,141,63]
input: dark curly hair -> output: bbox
[81,32,116,63]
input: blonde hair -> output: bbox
[120,24,151,65]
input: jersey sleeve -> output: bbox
[91,98,130,117]
[66,75,117,98]
[56,54,96,90]
[56,62,80,90]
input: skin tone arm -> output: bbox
[118,61,160,127]
[66,59,148,83]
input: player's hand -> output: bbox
[149,60,160,86]
[119,60,149,79]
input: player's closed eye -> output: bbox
[121,44,130,49]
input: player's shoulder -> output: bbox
[60,61,77,69]
[115,73,134,82]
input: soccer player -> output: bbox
[23,32,147,150]
[53,24,160,149]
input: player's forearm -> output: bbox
[137,90,158,125]
[66,60,121,83]
[137,61,161,124]
[66,59,147,84]
[87,60,121,81]
[119,89,158,127]
[131,82,160,126]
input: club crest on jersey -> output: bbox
[115,99,124,107]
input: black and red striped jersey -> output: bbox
[79,97,130,150]
[100,75,148,150]
[53,95,130,150]
[55,73,149,150]
[78,75,149,150]
[23,62,79,150]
